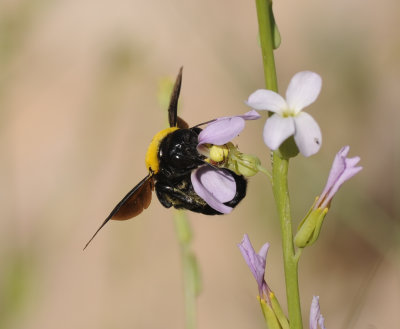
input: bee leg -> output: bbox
[155,182,220,215]
[155,185,173,208]
[155,183,196,208]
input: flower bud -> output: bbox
[258,293,290,329]
[259,297,282,329]
[229,153,261,177]
[294,202,328,248]
[295,146,362,248]
[223,143,262,177]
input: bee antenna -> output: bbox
[193,119,216,128]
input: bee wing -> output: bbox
[83,174,154,250]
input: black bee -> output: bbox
[84,68,247,249]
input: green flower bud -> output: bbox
[258,293,289,329]
[224,143,262,177]
[234,153,261,177]
[269,292,290,329]
[258,297,281,329]
[294,202,328,248]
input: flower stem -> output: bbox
[255,0,278,91]
[174,210,201,329]
[271,156,302,329]
[255,1,303,328]
[256,163,273,181]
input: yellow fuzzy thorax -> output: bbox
[145,127,179,173]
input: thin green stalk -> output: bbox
[257,163,273,181]
[255,0,278,91]
[271,156,302,329]
[255,1,303,328]
[174,210,201,329]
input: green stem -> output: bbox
[174,210,200,329]
[255,1,303,328]
[272,156,302,329]
[255,0,278,91]
[257,163,273,181]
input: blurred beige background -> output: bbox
[0,0,399,328]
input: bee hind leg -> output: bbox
[155,182,220,215]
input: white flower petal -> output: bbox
[286,71,322,113]
[246,89,287,114]
[263,114,295,150]
[293,112,322,157]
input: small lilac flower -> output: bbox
[239,235,290,329]
[309,296,326,329]
[192,110,260,213]
[238,234,270,298]
[246,71,322,157]
[316,145,362,209]
[294,146,361,248]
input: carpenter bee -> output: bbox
[84,68,247,249]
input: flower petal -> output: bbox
[318,146,362,209]
[198,116,245,146]
[258,242,270,264]
[318,315,326,329]
[191,166,236,214]
[309,296,326,329]
[239,109,262,120]
[238,234,269,294]
[198,111,261,146]
[293,112,322,157]
[263,114,295,150]
[322,162,362,209]
[286,71,322,113]
[246,89,287,114]
[320,146,349,197]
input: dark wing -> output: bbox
[83,174,154,250]
[168,67,189,128]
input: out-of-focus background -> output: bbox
[1,0,399,328]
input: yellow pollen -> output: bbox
[145,127,179,173]
[209,144,229,163]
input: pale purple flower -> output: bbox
[316,146,362,209]
[309,296,326,329]
[191,166,236,214]
[198,110,260,146]
[192,111,260,213]
[246,71,322,157]
[238,234,270,298]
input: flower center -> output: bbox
[282,107,296,117]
